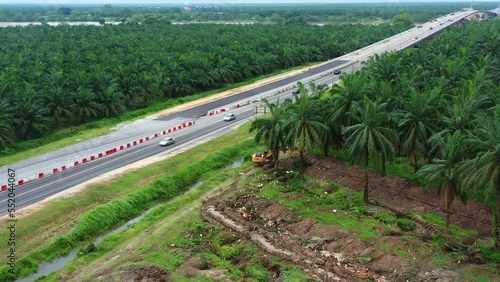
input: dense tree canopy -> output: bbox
[251,18,499,249]
[0,21,408,147]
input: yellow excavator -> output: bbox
[252,150,274,166]
[252,147,300,166]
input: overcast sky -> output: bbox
[0,0,496,5]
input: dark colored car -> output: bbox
[333,69,342,75]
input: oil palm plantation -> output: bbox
[321,101,343,157]
[329,72,370,127]
[417,133,467,231]
[283,83,329,166]
[45,86,74,128]
[98,84,126,117]
[342,96,397,203]
[459,106,500,250]
[249,98,288,168]
[14,98,52,140]
[397,88,441,172]
[73,87,101,123]
[0,100,15,147]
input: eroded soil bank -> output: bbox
[199,154,497,281]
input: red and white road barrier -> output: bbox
[207,108,228,116]
[0,120,196,192]
[207,84,303,115]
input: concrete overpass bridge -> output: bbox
[463,9,499,21]
[398,8,497,49]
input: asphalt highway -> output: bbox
[157,59,349,120]
[0,9,478,216]
[0,109,256,215]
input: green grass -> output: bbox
[58,162,307,281]
[260,184,280,199]
[0,123,256,260]
[0,62,317,167]
[56,166,309,281]
[258,175,393,240]
[46,164,252,279]
[0,125,261,281]
[421,212,478,239]
[354,256,373,263]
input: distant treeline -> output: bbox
[0,3,496,23]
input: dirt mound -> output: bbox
[199,155,494,281]
[179,256,231,281]
[260,203,296,222]
[119,266,169,282]
[304,156,492,236]
[288,218,349,240]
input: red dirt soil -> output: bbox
[303,155,492,236]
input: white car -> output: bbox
[159,137,175,146]
[223,113,236,121]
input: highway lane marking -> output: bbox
[0,130,193,205]
[1,16,462,205]
[0,119,234,212]
[0,117,230,206]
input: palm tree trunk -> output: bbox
[273,146,280,169]
[300,129,305,162]
[363,170,369,204]
[413,151,418,173]
[323,134,329,157]
[442,179,455,233]
[381,154,386,176]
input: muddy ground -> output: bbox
[199,154,496,281]
[302,155,492,237]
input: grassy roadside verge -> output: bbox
[39,164,311,282]
[0,62,318,168]
[42,159,499,281]
[0,123,261,281]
